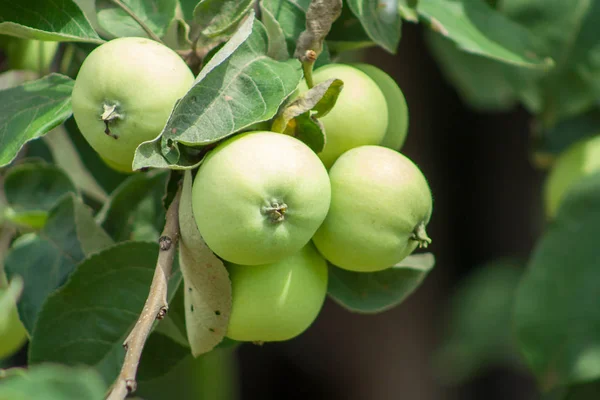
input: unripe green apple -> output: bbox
[352,63,409,151]
[299,64,388,168]
[5,38,58,74]
[71,37,194,172]
[312,145,433,272]
[544,135,600,219]
[192,131,331,266]
[225,242,328,342]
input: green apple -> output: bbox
[192,131,331,266]
[299,63,389,168]
[5,38,58,74]
[544,135,600,219]
[312,145,433,272]
[225,242,328,342]
[352,63,409,151]
[71,37,194,172]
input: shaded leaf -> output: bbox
[133,12,302,169]
[3,162,76,229]
[178,171,231,356]
[259,0,289,60]
[194,0,254,38]
[4,194,113,333]
[435,259,524,384]
[96,0,177,39]
[28,242,183,383]
[514,171,600,390]
[0,364,106,400]
[346,0,401,54]
[417,0,552,68]
[137,332,190,382]
[0,0,102,43]
[43,126,108,204]
[0,74,74,168]
[327,253,435,313]
[96,170,170,242]
[327,2,374,53]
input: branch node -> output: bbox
[125,379,137,393]
[159,236,172,251]
[157,306,168,320]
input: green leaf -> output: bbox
[4,194,113,333]
[261,0,311,44]
[425,31,519,111]
[346,0,402,54]
[500,0,600,122]
[327,253,435,313]
[194,0,254,38]
[398,0,418,22]
[96,0,177,39]
[63,117,130,195]
[96,170,170,242]
[417,0,552,68]
[514,171,600,391]
[435,259,524,384]
[0,70,39,90]
[43,126,108,204]
[0,0,102,43]
[259,0,289,60]
[0,364,106,400]
[327,3,374,53]
[137,332,191,382]
[28,242,183,383]
[3,162,77,229]
[133,12,303,169]
[178,171,231,356]
[0,276,28,358]
[0,74,74,168]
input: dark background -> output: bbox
[234,23,545,400]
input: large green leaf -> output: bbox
[4,194,113,333]
[177,171,231,356]
[96,0,177,39]
[435,259,524,384]
[346,0,401,53]
[3,162,76,229]
[417,0,552,68]
[133,12,303,169]
[501,0,600,122]
[514,171,600,391]
[0,0,102,42]
[261,0,311,44]
[327,253,435,313]
[28,242,184,384]
[0,364,106,400]
[425,31,519,111]
[0,74,74,168]
[96,170,170,242]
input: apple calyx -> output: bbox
[101,102,123,139]
[262,201,288,222]
[411,222,432,248]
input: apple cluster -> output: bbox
[191,64,433,342]
[70,39,433,344]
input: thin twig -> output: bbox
[110,0,164,44]
[106,187,182,400]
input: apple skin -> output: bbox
[225,242,328,342]
[352,63,409,151]
[71,37,194,172]
[312,145,433,272]
[192,131,331,266]
[299,63,389,168]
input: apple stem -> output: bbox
[262,201,288,222]
[411,222,432,248]
[101,103,123,139]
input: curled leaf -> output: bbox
[294,0,343,61]
[178,171,232,356]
